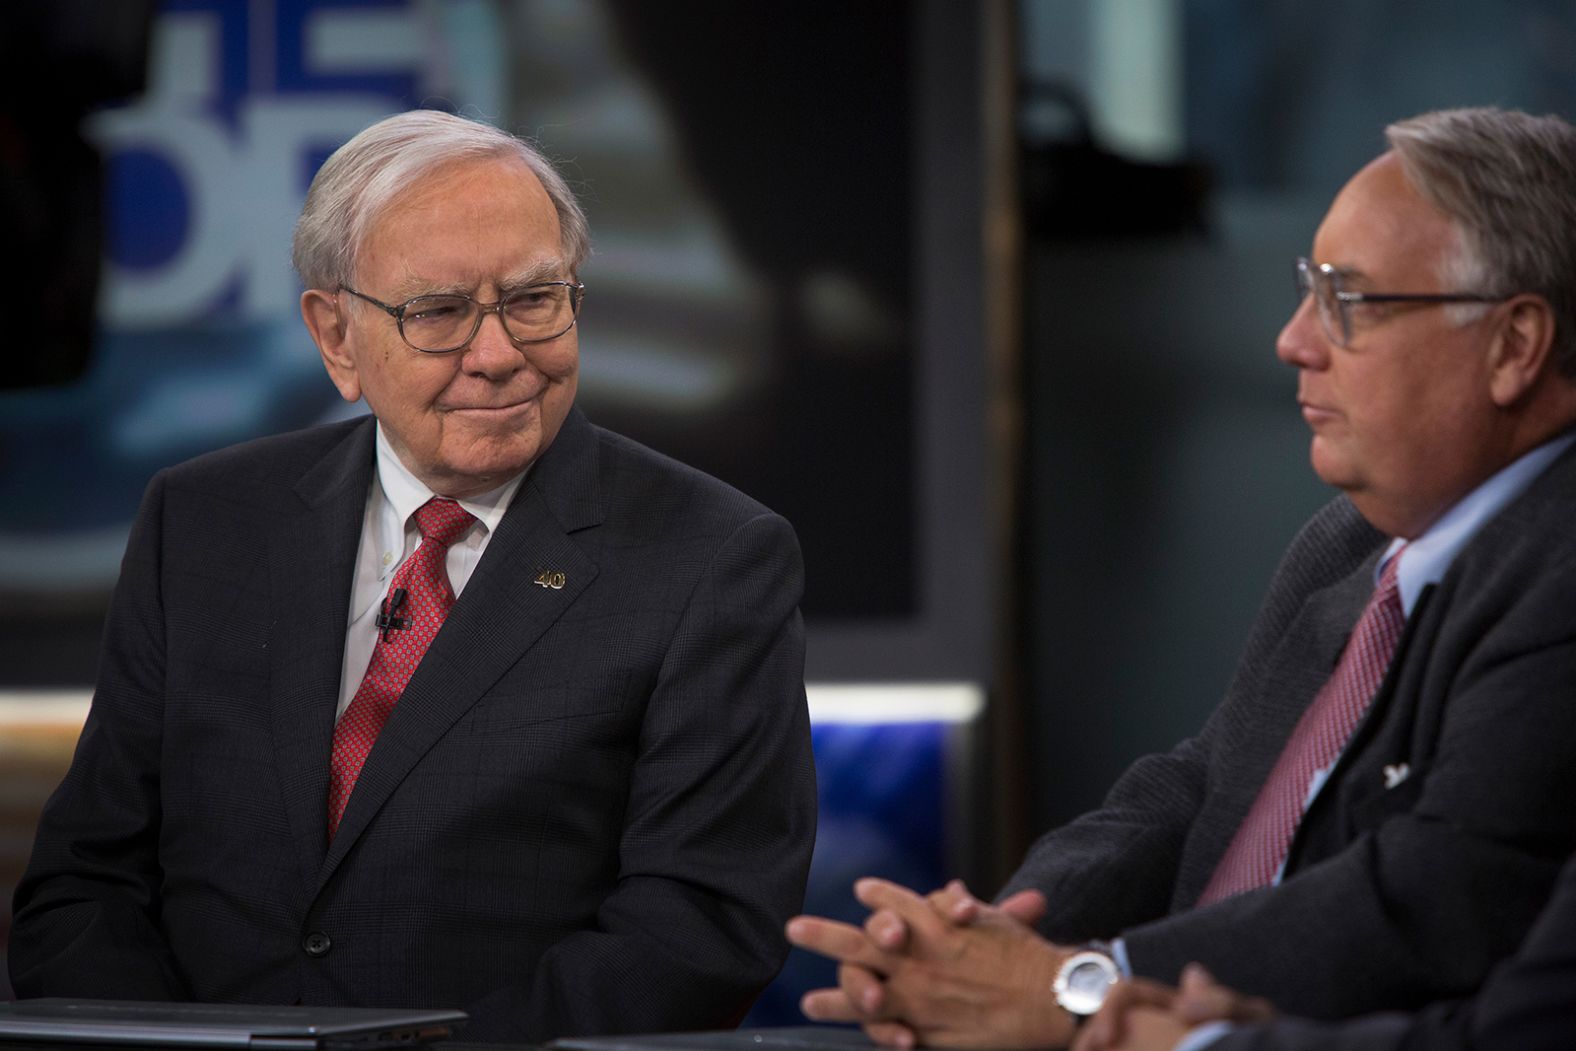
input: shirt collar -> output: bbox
[373,422,526,548]
[1381,431,1576,615]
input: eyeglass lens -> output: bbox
[1294,259,1348,347]
[400,286,579,351]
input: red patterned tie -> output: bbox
[326,497,476,839]
[1197,550,1405,905]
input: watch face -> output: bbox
[1055,951,1119,1016]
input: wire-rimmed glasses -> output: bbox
[339,282,585,353]
[1294,257,1505,348]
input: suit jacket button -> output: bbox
[303,931,332,957]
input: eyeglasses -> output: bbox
[1294,257,1505,348]
[339,281,585,353]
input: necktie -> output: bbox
[1197,550,1406,905]
[326,497,476,839]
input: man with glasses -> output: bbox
[10,110,816,1041]
[790,106,1576,1048]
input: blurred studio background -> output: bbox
[3,0,1575,1019]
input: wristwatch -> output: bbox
[1053,945,1120,1022]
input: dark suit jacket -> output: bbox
[9,408,817,1042]
[1003,442,1576,1020]
[1213,849,1576,1050]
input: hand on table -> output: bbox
[1074,964,1276,1051]
[786,877,1072,1048]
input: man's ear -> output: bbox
[301,289,362,403]
[1488,293,1557,408]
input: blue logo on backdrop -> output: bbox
[97,0,421,326]
[0,0,433,594]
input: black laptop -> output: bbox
[0,1000,466,1049]
[549,1027,874,1051]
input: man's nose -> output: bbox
[1276,295,1329,369]
[461,308,523,377]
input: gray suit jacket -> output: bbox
[1003,442,1576,1021]
[10,408,817,1042]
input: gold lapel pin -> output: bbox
[534,569,567,590]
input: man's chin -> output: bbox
[1308,440,1359,493]
[429,441,544,496]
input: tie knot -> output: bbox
[414,497,476,549]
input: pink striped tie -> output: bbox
[1197,551,1405,905]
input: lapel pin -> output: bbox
[1383,762,1410,790]
[534,569,567,590]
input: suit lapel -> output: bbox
[318,409,606,884]
[1288,439,1576,863]
[1186,552,1380,898]
[1317,583,1435,779]
[1248,554,1380,777]
[266,418,376,891]
[1188,438,1576,900]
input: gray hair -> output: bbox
[291,109,590,291]
[1386,107,1576,376]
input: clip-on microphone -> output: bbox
[375,587,409,641]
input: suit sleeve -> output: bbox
[1209,850,1576,1051]
[999,499,1373,943]
[8,472,190,999]
[1449,849,1576,1051]
[999,737,1208,942]
[459,510,817,1040]
[1118,571,1576,1019]
[1205,1014,1416,1051]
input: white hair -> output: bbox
[291,110,590,291]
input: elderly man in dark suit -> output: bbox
[9,110,816,1043]
[788,106,1576,1048]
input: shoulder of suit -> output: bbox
[582,420,785,528]
[1445,448,1576,592]
[156,416,370,491]
[1262,496,1386,604]
[1294,495,1382,555]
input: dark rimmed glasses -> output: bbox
[1295,257,1506,348]
[339,281,585,353]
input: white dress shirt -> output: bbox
[334,423,527,718]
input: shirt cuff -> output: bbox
[1109,936,1134,977]
[1174,1021,1234,1051]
